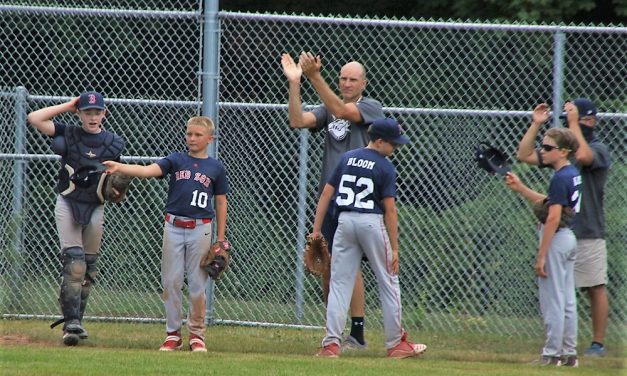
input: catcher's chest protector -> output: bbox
[57,126,124,203]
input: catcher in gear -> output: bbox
[27,90,126,346]
[303,233,331,303]
[474,142,511,176]
[200,240,231,280]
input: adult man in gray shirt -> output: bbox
[282,52,384,350]
[517,99,611,357]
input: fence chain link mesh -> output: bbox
[1,4,625,341]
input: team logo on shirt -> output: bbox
[328,117,351,141]
[174,170,212,188]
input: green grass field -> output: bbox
[1,319,625,375]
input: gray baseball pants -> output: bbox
[161,219,213,338]
[537,226,578,357]
[322,211,403,349]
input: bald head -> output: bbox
[341,61,366,80]
[338,61,367,102]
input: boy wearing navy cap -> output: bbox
[27,90,125,346]
[517,99,611,357]
[312,117,427,359]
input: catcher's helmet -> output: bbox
[474,142,511,176]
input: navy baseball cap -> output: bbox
[560,98,597,119]
[573,98,597,116]
[368,117,409,145]
[77,91,105,110]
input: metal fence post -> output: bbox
[7,86,28,309]
[551,32,566,128]
[294,128,310,324]
[202,0,220,325]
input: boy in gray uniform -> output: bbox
[104,116,229,352]
[506,127,582,367]
[312,117,427,359]
[517,99,611,356]
[282,52,384,348]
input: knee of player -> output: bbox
[62,247,87,280]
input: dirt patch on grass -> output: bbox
[0,333,32,345]
[0,332,58,347]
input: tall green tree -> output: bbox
[220,0,627,23]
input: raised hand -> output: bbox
[563,101,580,124]
[281,53,302,83]
[298,51,322,78]
[531,103,550,125]
[68,96,80,113]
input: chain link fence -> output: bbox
[1,3,626,341]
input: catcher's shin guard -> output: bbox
[59,247,86,323]
[79,254,99,320]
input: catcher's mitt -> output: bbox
[70,163,106,188]
[200,240,231,280]
[100,172,133,203]
[474,142,511,176]
[533,198,575,228]
[303,233,330,277]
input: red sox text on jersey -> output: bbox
[175,170,212,188]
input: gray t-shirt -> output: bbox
[538,140,611,239]
[574,141,611,239]
[312,96,384,194]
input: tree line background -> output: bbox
[221,0,627,24]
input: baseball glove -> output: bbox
[303,233,330,277]
[474,142,511,176]
[533,198,575,228]
[70,163,107,188]
[200,240,231,280]
[101,172,133,203]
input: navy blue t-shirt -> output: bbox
[547,164,582,215]
[156,152,229,219]
[328,147,397,215]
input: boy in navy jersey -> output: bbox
[103,116,229,352]
[505,127,581,367]
[311,117,427,358]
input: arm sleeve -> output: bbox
[547,177,569,207]
[213,162,230,195]
[155,156,173,177]
[52,121,67,137]
[589,142,611,170]
[355,98,384,126]
[379,164,397,199]
[311,106,328,132]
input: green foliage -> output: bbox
[221,0,625,23]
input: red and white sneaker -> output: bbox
[189,334,207,353]
[387,332,427,359]
[159,331,183,351]
[315,342,340,358]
